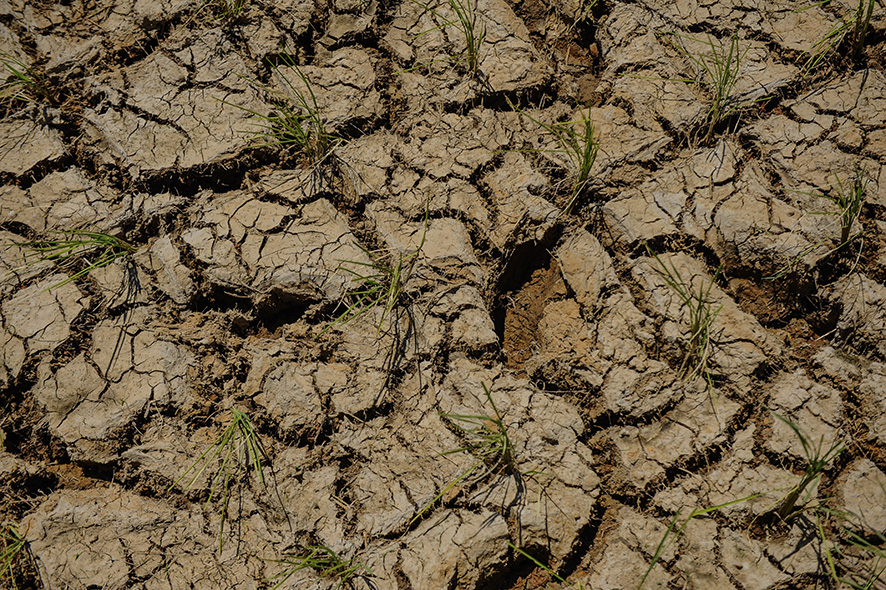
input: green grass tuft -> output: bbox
[0,50,56,116]
[320,207,428,338]
[766,165,869,281]
[508,99,599,214]
[770,411,844,521]
[0,524,25,587]
[14,229,137,291]
[646,246,723,389]
[410,0,486,78]
[410,383,515,526]
[268,544,370,590]
[169,408,267,552]
[803,0,877,70]
[225,53,339,167]
[663,31,761,143]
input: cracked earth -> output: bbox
[2,0,886,588]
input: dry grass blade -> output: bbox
[169,408,267,552]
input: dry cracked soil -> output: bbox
[2,0,886,588]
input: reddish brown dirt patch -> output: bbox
[502,259,567,371]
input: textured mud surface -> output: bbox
[2,0,886,588]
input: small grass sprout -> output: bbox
[647,247,723,387]
[268,544,370,590]
[508,99,599,214]
[0,524,25,586]
[638,493,764,590]
[227,53,338,166]
[818,509,886,590]
[821,164,869,246]
[766,165,869,281]
[770,411,844,521]
[410,0,486,77]
[509,542,584,589]
[321,208,428,337]
[187,0,245,25]
[664,31,756,143]
[803,0,877,70]
[14,229,137,290]
[0,50,56,115]
[410,383,514,526]
[169,408,267,552]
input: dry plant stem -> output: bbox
[268,544,369,590]
[169,408,267,552]
[15,229,137,290]
[507,99,599,213]
[410,383,513,526]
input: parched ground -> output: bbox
[2,0,886,588]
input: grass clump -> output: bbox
[227,53,338,167]
[268,544,370,590]
[0,50,56,116]
[823,164,868,246]
[664,31,758,143]
[804,0,877,70]
[0,524,25,587]
[169,408,267,552]
[410,0,486,77]
[647,247,723,387]
[14,229,137,290]
[410,383,515,525]
[187,0,246,24]
[321,209,428,338]
[508,99,599,214]
[767,165,869,281]
[818,509,886,590]
[770,412,845,521]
